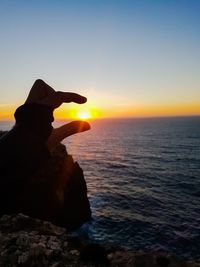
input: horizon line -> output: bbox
[0,114,200,123]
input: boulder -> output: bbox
[0,213,83,266]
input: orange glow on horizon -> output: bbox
[0,105,16,121]
[0,102,200,121]
[54,102,101,120]
[53,102,200,120]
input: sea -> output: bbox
[1,116,200,260]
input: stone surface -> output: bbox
[0,214,199,267]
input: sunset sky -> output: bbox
[0,0,200,120]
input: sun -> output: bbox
[77,110,92,120]
[58,102,100,120]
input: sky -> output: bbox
[0,0,200,120]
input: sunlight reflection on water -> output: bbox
[61,117,200,260]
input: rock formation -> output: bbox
[0,131,199,266]
[0,213,199,267]
[0,130,91,230]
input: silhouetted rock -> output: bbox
[80,243,110,266]
[0,131,199,266]
[0,130,91,230]
[0,131,7,137]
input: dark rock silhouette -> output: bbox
[80,243,110,266]
[0,131,91,230]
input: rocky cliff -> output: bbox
[0,131,199,266]
[0,130,91,230]
[0,213,199,267]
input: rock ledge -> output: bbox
[0,214,199,267]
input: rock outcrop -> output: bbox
[0,130,91,230]
[0,131,200,266]
[0,213,199,267]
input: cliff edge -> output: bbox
[0,213,199,267]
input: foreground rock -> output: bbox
[0,214,199,267]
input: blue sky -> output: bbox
[0,0,200,118]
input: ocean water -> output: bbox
[1,117,200,260]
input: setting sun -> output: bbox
[57,102,101,120]
[77,110,92,120]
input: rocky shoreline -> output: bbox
[0,130,199,266]
[0,213,199,267]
